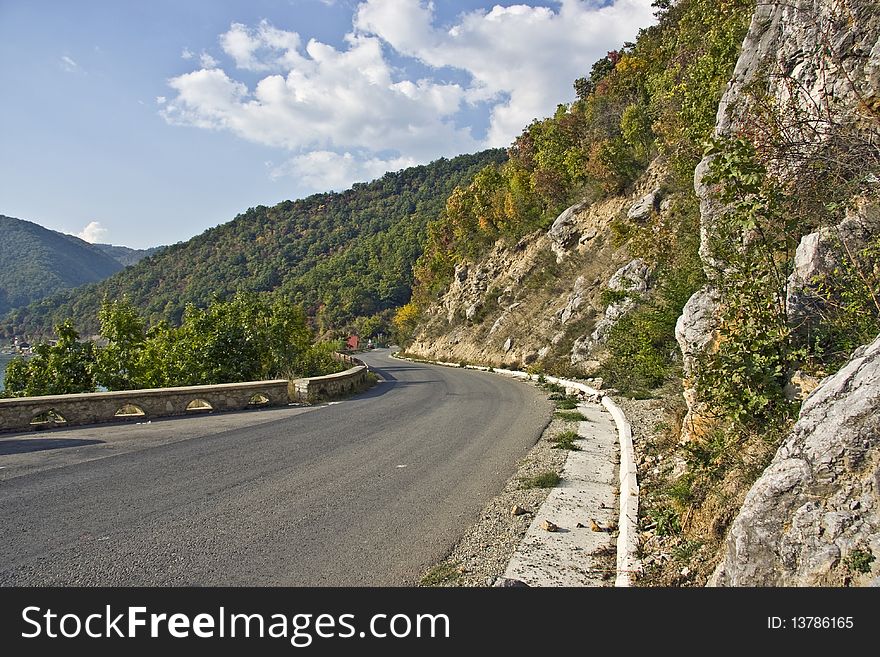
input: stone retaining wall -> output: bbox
[0,355,372,433]
[288,364,371,403]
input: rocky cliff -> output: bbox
[685,0,880,585]
[711,335,880,586]
[406,160,672,378]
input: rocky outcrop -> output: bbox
[626,189,661,222]
[678,0,880,441]
[406,200,619,368]
[406,160,674,371]
[585,259,649,352]
[547,202,587,260]
[787,198,880,330]
[710,335,880,586]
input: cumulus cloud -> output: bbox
[162,1,655,191]
[162,33,475,160]
[75,221,108,244]
[156,96,167,105]
[181,48,194,60]
[355,0,655,146]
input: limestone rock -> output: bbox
[491,577,529,587]
[626,189,660,222]
[511,505,529,516]
[787,199,880,330]
[710,335,880,586]
[540,519,559,532]
[675,286,720,378]
[556,276,589,325]
[587,259,649,349]
[547,202,586,258]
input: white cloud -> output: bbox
[200,52,219,68]
[354,0,656,147]
[181,48,194,60]
[155,96,167,105]
[220,20,306,72]
[162,34,475,159]
[75,221,108,244]
[162,1,656,191]
[60,55,79,73]
[270,151,417,190]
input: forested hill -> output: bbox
[1,150,505,339]
[0,215,125,317]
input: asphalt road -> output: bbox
[0,350,552,585]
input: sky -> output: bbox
[0,0,656,249]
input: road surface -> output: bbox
[0,350,551,585]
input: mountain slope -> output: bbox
[0,215,125,316]
[2,150,505,338]
[93,244,163,267]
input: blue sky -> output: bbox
[0,0,655,249]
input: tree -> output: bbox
[94,297,147,390]
[4,320,96,396]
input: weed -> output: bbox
[419,562,463,587]
[672,539,703,563]
[845,548,875,575]
[647,505,681,536]
[555,410,587,422]
[555,396,579,410]
[520,471,561,489]
[550,430,581,451]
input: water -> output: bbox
[0,353,14,391]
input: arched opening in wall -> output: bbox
[186,399,213,412]
[30,410,68,426]
[248,393,270,406]
[115,404,145,418]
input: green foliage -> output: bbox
[519,471,561,489]
[646,505,681,537]
[549,430,581,451]
[807,235,880,370]
[554,410,587,422]
[94,297,147,390]
[4,320,96,396]
[554,396,579,410]
[845,548,875,575]
[3,151,506,340]
[4,293,341,397]
[696,137,801,431]
[602,193,705,393]
[600,288,631,307]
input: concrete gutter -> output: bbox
[393,352,641,586]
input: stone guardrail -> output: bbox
[393,353,641,587]
[0,355,371,434]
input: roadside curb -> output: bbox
[391,352,641,586]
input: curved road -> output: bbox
[0,350,551,585]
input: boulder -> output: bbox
[710,335,880,586]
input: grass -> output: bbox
[555,410,587,422]
[419,561,463,587]
[519,471,561,489]
[550,430,581,451]
[554,397,579,410]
